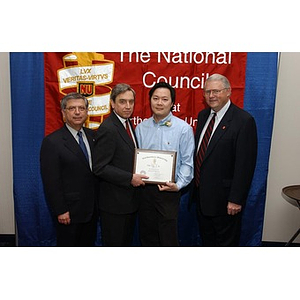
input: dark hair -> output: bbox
[149,82,176,106]
[60,92,88,110]
[110,83,136,102]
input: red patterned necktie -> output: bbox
[125,120,133,140]
[194,113,216,187]
[126,120,137,148]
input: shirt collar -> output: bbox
[211,100,231,120]
[65,123,86,141]
[113,110,127,127]
[66,123,83,135]
[152,112,173,125]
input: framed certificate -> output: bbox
[133,149,177,184]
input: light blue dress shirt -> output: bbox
[135,112,195,190]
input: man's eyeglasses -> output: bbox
[203,88,228,96]
[65,106,87,112]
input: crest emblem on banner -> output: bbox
[57,52,115,129]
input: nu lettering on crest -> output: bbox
[78,82,94,97]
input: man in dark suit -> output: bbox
[194,74,257,246]
[40,92,97,246]
[93,83,147,246]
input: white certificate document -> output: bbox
[133,149,177,184]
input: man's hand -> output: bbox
[58,211,71,225]
[131,174,149,187]
[158,182,179,192]
[227,202,242,215]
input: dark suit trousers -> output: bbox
[138,185,181,247]
[56,213,97,247]
[197,208,242,247]
[99,210,137,246]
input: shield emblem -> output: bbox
[78,82,94,97]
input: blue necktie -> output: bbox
[77,131,89,161]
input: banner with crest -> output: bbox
[44,52,247,134]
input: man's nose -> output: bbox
[125,101,132,108]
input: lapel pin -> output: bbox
[222,126,226,130]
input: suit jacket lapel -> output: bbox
[62,125,90,169]
[111,112,135,150]
[195,109,211,148]
[127,119,138,148]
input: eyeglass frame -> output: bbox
[64,106,88,112]
[203,88,229,96]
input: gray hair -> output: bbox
[60,92,89,110]
[205,74,231,89]
[110,83,136,102]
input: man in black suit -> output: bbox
[93,83,147,246]
[40,92,97,246]
[194,74,257,246]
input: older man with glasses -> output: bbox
[192,74,258,246]
[40,92,97,246]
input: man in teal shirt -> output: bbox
[135,82,194,246]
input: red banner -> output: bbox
[44,52,247,135]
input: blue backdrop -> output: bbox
[10,52,278,246]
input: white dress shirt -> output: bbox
[197,100,231,152]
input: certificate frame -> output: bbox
[133,149,177,185]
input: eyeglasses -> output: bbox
[203,88,228,96]
[65,106,87,112]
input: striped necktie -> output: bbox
[194,113,216,187]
